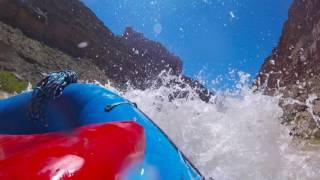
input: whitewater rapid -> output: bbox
[102,73,320,180]
[2,72,320,179]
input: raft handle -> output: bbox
[104,101,137,112]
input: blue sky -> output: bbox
[82,0,292,88]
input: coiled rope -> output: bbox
[29,70,78,123]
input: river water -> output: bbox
[105,72,320,180]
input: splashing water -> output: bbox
[2,72,320,179]
[102,71,320,180]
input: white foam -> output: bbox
[102,72,320,180]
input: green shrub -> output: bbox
[0,71,28,93]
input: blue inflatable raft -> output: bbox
[0,71,203,179]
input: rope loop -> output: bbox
[29,70,78,122]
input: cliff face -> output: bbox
[256,0,320,139]
[0,21,107,84]
[121,27,182,76]
[0,0,182,89]
[0,0,212,101]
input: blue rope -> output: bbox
[29,70,78,123]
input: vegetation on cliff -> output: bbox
[0,71,28,93]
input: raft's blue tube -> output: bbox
[0,83,203,180]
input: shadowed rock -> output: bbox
[256,0,320,139]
